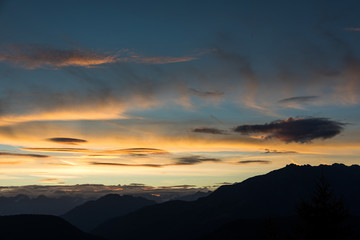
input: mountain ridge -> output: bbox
[93,163,360,240]
[62,194,156,231]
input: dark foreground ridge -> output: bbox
[0,215,103,240]
[92,163,360,240]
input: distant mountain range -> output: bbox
[0,191,209,217]
[172,191,212,201]
[92,164,360,240]
[2,164,360,240]
[62,194,156,231]
[0,215,103,240]
[0,195,85,216]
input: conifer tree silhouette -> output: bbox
[295,176,351,240]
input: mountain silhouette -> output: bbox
[0,214,103,240]
[173,191,212,201]
[62,194,156,231]
[0,195,85,216]
[92,164,360,240]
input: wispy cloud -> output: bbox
[0,152,49,158]
[90,155,222,168]
[0,44,201,69]
[234,117,344,143]
[23,148,88,153]
[23,147,169,155]
[90,162,163,168]
[278,96,319,104]
[188,88,224,98]
[192,127,226,135]
[121,53,196,64]
[264,149,297,154]
[0,44,116,69]
[344,27,360,32]
[38,178,64,183]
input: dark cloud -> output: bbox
[188,88,224,97]
[234,117,344,143]
[237,160,271,164]
[278,96,319,104]
[46,137,87,145]
[264,149,298,154]
[0,152,49,158]
[174,155,221,165]
[192,127,226,135]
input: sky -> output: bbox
[0,0,359,192]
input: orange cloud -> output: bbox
[0,44,200,69]
[38,178,64,182]
[0,161,21,165]
[0,44,116,69]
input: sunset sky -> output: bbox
[0,0,359,189]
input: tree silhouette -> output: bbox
[295,176,351,240]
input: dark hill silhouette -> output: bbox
[62,194,156,231]
[92,164,360,240]
[0,195,84,216]
[0,214,103,240]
